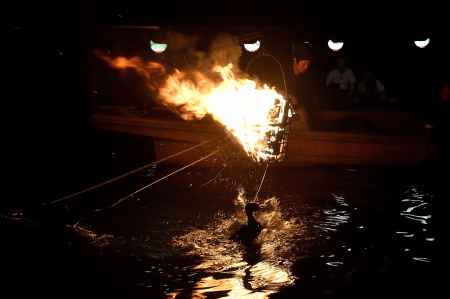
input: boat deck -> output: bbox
[92,107,436,166]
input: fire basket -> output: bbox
[262,97,296,162]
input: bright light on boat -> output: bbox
[243,40,261,52]
[150,40,168,53]
[414,38,430,49]
[328,40,344,51]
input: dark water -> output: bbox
[2,133,438,298]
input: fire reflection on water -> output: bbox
[167,189,303,298]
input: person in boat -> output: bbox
[355,71,386,107]
[326,57,356,109]
[434,80,450,161]
[290,42,317,129]
[243,34,310,131]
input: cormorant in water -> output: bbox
[230,203,264,291]
[230,203,262,244]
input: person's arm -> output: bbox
[376,80,386,100]
[289,94,300,108]
[326,70,334,87]
[376,80,385,93]
[357,81,365,94]
[348,70,356,95]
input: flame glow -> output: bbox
[167,189,302,298]
[96,51,291,162]
[159,64,289,161]
[95,51,166,90]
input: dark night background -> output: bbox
[7,2,447,198]
[4,1,448,298]
[7,2,448,131]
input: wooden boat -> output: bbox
[92,106,436,166]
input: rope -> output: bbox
[245,53,288,96]
[254,163,269,201]
[47,139,216,205]
[95,148,221,212]
[201,166,226,187]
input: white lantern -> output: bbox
[328,40,344,51]
[414,38,430,49]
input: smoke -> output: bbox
[211,34,243,65]
[94,32,247,113]
[165,31,199,52]
[207,33,243,70]
[95,32,243,87]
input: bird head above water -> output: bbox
[230,202,263,244]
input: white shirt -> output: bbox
[326,68,356,91]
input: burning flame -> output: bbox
[95,51,166,91]
[96,52,290,162]
[159,64,288,161]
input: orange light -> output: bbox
[159,64,289,161]
[97,52,292,162]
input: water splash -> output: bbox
[168,188,303,298]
